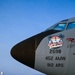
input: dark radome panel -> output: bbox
[11,36,35,68]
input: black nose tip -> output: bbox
[11,38,35,68]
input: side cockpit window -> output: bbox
[54,24,66,30]
[67,22,75,30]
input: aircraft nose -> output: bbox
[11,30,60,69]
[11,38,35,68]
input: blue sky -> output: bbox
[0,0,75,75]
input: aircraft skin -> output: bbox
[11,17,75,75]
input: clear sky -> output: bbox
[0,0,75,75]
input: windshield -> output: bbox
[45,23,66,31]
[54,23,66,30]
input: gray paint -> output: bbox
[35,17,75,75]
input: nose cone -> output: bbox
[11,37,35,68]
[11,30,60,69]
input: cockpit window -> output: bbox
[54,24,66,30]
[67,22,75,30]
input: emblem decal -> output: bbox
[48,34,64,49]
